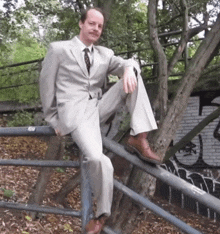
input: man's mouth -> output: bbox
[90,33,99,37]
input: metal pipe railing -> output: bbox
[0,126,89,233]
[114,179,202,234]
[0,126,217,233]
[103,226,120,234]
[103,136,220,216]
[0,126,55,136]
[0,159,80,167]
[0,201,81,217]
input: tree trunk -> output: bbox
[53,170,80,207]
[110,4,220,233]
[148,0,168,120]
[28,136,63,219]
[153,13,220,158]
[110,166,156,233]
[165,106,220,160]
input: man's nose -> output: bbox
[93,24,99,31]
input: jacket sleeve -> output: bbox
[39,43,60,130]
[107,49,141,77]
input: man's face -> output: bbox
[79,9,104,46]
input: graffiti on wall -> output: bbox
[161,92,220,220]
[173,94,220,169]
[160,159,220,220]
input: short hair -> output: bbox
[80,7,105,23]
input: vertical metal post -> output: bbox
[80,151,93,233]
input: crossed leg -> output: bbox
[99,77,161,165]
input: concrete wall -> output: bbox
[161,95,220,220]
[173,96,220,167]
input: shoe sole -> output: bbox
[124,144,161,165]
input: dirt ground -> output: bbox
[0,120,220,233]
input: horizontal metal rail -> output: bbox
[0,201,81,217]
[0,200,117,234]
[0,126,217,233]
[0,58,43,70]
[0,126,55,136]
[0,159,80,167]
[114,179,201,234]
[0,126,85,231]
[103,226,120,234]
[103,136,220,216]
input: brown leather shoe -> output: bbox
[97,215,108,234]
[125,132,161,165]
[85,215,107,234]
[85,219,101,234]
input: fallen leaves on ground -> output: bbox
[0,124,220,233]
[0,135,81,234]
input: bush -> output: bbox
[7,111,35,127]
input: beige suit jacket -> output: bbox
[39,36,134,135]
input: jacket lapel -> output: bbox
[69,37,89,77]
[90,46,102,78]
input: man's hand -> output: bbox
[123,66,137,94]
[55,129,62,136]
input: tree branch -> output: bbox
[148,0,168,119]
[167,0,188,76]
[153,14,220,157]
[164,106,220,161]
[158,14,182,28]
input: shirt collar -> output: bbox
[76,36,93,53]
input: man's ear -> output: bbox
[79,20,83,29]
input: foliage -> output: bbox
[7,111,35,127]
[0,33,46,102]
[0,0,153,103]
[25,216,32,221]
[0,188,15,198]
[0,0,220,104]
[55,167,66,173]
[1,1,220,233]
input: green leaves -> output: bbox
[0,37,45,103]
[0,188,15,198]
[63,223,74,232]
[25,216,32,221]
[55,167,66,173]
[7,111,35,127]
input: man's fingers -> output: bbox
[55,129,61,136]
[123,66,137,93]
[126,76,137,93]
[130,76,137,92]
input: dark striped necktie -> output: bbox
[84,48,90,73]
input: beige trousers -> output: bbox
[71,77,157,218]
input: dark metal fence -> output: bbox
[1,126,219,233]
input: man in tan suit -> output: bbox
[40,7,161,233]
